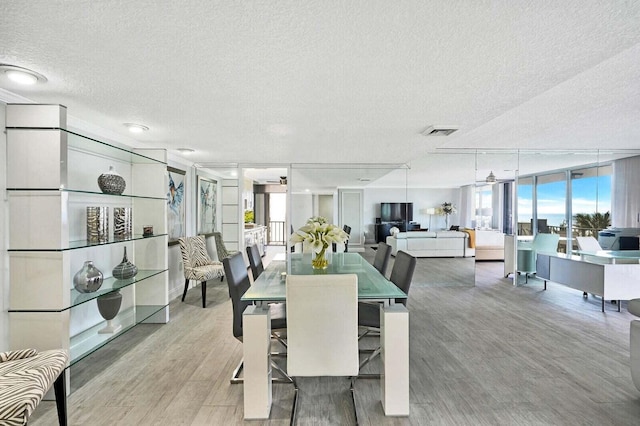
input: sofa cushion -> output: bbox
[404,231,436,238]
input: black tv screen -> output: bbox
[380,202,413,222]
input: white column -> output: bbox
[243,305,272,419]
[380,304,409,416]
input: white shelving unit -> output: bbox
[6,104,169,375]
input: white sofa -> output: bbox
[466,230,505,260]
[386,231,469,258]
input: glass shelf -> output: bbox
[69,303,167,365]
[5,187,166,200]
[7,270,168,312]
[6,127,167,165]
[8,233,168,252]
[70,270,168,310]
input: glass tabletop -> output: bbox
[573,250,640,260]
[241,252,407,303]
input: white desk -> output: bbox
[537,252,640,312]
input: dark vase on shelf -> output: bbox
[73,261,103,293]
[97,291,123,334]
[98,165,126,195]
[112,247,138,280]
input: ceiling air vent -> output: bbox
[421,125,459,136]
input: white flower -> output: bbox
[289,216,349,254]
[436,202,457,216]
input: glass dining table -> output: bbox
[240,252,410,419]
[242,252,407,304]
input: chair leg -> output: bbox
[201,281,207,308]
[290,379,300,426]
[54,368,68,426]
[181,279,189,302]
[349,377,359,425]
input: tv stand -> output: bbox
[375,222,407,243]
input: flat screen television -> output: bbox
[380,202,413,223]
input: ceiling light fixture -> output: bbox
[421,125,459,136]
[176,148,195,154]
[279,176,287,186]
[123,123,149,133]
[0,64,47,85]
[486,171,497,184]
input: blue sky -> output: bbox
[518,175,611,225]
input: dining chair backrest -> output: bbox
[222,252,251,340]
[532,233,560,255]
[373,241,392,276]
[576,236,602,251]
[286,274,359,377]
[245,244,264,280]
[389,250,417,306]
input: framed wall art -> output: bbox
[167,166,186,245]
[197,175,217,235]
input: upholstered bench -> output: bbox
[0,348,68,426]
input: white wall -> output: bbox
[363,187,462,243]
[291,193,313,230]
[0,102,8,350]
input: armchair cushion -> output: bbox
[0,349,38,363]
[0,349,68,425]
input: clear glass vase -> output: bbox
[311,245,330,269]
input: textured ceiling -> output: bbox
[1,1,640,187]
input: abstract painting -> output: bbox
[167,166,186,244]
[197,175,217,235]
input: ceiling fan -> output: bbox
[475,171,514,186]
[265,176,287,185]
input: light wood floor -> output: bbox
[30,248,640,425]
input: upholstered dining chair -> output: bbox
[245,243,264,281]
[178,236,224,308]
[358,250,417,371]
[372,241,392,276]
[286,273,360,425]
[222,252,290,384]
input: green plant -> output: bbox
[244,210,254,223]
[573,211,610,236]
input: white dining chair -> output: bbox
[286,273,359,424]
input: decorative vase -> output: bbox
[97,166,126,195]
[311,244,330,270]
[112,247,138,280]
[87,206,109,243]
[97,291,123,334]
[73,261,104,293]
[113,207,132,240]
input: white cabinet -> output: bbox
[6,104,169,374]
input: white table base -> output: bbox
[380,304,410,416]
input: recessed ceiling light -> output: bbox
[176,148,195,154]
[0,64,47,85]
[123,123,149,133]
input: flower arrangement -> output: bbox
[435,202,457,216]
[435,202,457,230]
[290,216,349,269]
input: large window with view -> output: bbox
[571,165,612,241]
